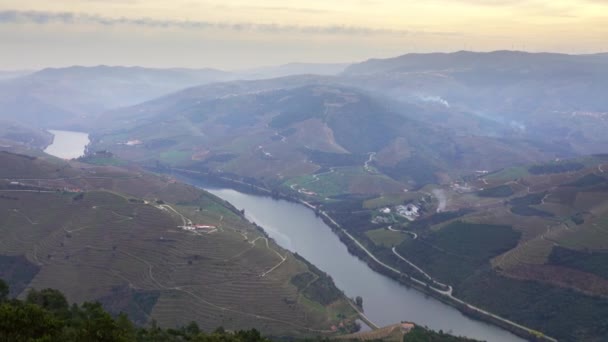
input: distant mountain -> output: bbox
[0,120,52,149]
[0,64,354,131]
[91,77,562,191]
[0,66,233,129]
[342,51,608,155]
[343,50,608,75]
[239,62,349,79]
[0,70,32,81]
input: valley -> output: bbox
[2,50,608,341]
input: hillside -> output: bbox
[0,150,357,336]
[344,51,608,76]
[0,120,52,150]
[91,79,562,195]
[89,52,608,195]
[0,64,351,131]
[0,280,273,342]
[0,281,477,342]
[343,51,608,156]
[239,62,349,79]
[332,155,608,341]
[0,66,233,130]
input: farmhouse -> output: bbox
[126,139,142,146]
[182,224,217,231]
[396,204,419,218]
[195,224,216,229]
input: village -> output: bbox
[372,203,421,224]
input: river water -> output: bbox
[184,178,523,342]
[44,130,90,160]
[45,130,522,341]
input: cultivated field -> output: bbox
[0,151,356,336]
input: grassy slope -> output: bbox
[0,151,356,336]
[318,156,608,341]
[90,82,561,195]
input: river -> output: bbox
[45,130,522,341]
[183,178,523,342]
[44,130,90,160]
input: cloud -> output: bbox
[0,9,457,36]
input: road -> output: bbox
[364,152,376,173]
[391,247,452,295]
[250,237,288,277]
[170,168,556,340]
[316,209,555,341]
[157,204,192,226]
[387,226,417,239]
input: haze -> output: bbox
[1,0,607,70]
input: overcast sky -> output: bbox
[1,0,607,70]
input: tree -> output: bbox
[355,296,363,308]
[0,302,62,341]
[0,280,8,302]
[0,278,275,342]
[26,288,69,315]
[72,302,131,342]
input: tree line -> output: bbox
[0,279,269,342]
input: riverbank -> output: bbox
[167,168,554,342]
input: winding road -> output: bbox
[315,210,555,341]
[170,168,556,341]
[364,152,376,173]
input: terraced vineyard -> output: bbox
[0,151,356,336]
[315,155,608,341]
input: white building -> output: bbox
[396,204,420,217]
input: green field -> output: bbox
[363,192,425,209]
[395,221,520,287]
[476,185,514,198]
[285,166,403,198]
[160,150,192,164]
[548,246,608,280]
[485,166,529,182]
[459,271,608,341]
[365,228,409,247]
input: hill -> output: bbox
[0,150,357,336]
[91,78,562,195]
[343,51,608,76]
[0,64,349,131]
[343,51,608,156]
[337,155,608,341]
[0,120,52,150]
[0,281,476,342]
[0,280,273,341]
[0,70,31,81]
[239,63,349,79]
[89,51,608,195]
[0,66,233,130]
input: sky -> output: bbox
[0,0,607,70]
